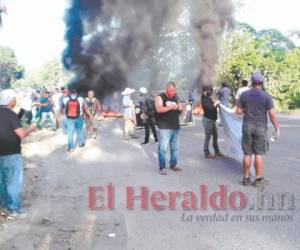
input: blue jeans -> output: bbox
[158,129,179,170]
[66,117,85,150]
[61,115,67,134]
[0,154,23,212]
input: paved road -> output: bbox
[0,114,299,250]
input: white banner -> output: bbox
[219,104,255,176]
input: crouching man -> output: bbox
[0,89,36,220]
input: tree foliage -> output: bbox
[14,58,71,89]
[0,47,24,89]
[218,24,300,110]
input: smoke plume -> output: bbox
[63,0,175,97]
[63,0,234,96]
[191,0,234,87]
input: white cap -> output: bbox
[0,89,17,106]
[122,88,135,96]
[139,87,148,95]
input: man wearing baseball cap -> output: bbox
[0,89,36,220]
[236,72,280,187]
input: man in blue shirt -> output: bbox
[236,72,280,187]
[39,91,56,130]
[217,82,231,107]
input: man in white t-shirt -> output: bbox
[235,80,250,104]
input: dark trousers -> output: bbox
[18,109,33,125]
[144,117,158,142]
[202,117,220,155]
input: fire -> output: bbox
[101,111,123,118]
[193,104,204,116]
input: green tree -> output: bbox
[0,47,24,89]
[274,49,300,109]
[14,58,71,89]
[218,28,300,110]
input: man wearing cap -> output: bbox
[236,72,280,187]
[155,82,184,175]
[0,89,35,220]
[139,87,158,144]
[122,88,139,140]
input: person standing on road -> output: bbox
[201,86,224,159]
[58,88,69,133]
[236,72,280,187]
[155,82,184,175]
[235,80,249,104]
[217,82,231,108]
[85,90,102,139]
[0,89,36,220]
[122,88,139,140]
[38,91,56,130]
[18,91,35,125]
[139,87,158,144]
[64,89,93,152]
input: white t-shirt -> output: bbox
[235,87,250,101]
[20,95,32,111]
[52,93,62,111]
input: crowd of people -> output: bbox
[0,71,280,220]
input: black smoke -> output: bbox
[63,0,174,98]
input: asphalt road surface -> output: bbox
[0,114,299,250]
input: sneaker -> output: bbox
[141,141,149,145]
[242,177,251,186]
[7,211,31,220]
[254,177,269,187]
[160,169,167,175]
[155,138,159,143]
[67,148,75,153]
[79,143,85,148]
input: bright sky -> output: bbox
[235,0,300,33]
[0,0,299,72]
[0,0,67,72]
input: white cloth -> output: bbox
[219,104,255,176]
[235,87,250,101]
